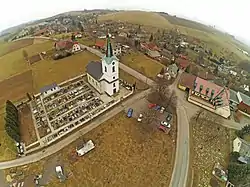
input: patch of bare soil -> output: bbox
[19,103,37,145]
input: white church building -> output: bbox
[86,35,119,96]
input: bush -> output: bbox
[229,152,240,163]
[235,124,250,138]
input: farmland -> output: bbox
[5,112,175,186]
[99,11,172,29]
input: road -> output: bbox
[0,89,151,169]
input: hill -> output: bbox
[98,11,172,29]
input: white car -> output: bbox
[137,114,143,122]
[160,107,165,113]
[160,121,171,128]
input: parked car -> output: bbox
[166,113,172,122]
[160,121,171,128]
[160,107,165,113]
[127,108,133,118]
[137,114,143,122]
[154,105,161,111]
[148,103,156,109]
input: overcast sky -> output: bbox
[1,0,249,41]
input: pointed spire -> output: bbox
[106,32,113,57]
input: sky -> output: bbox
[1,0,250,42]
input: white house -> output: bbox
[72,43,81,53]
[229,70,237,76]
[86,35,119,96]
[40,83,60,98]
[233,137,250,164]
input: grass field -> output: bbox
[99,11,172,29]
[6,112,175,186]
[121,52,165,79]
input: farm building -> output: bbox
[76,140,95,156]
[178,72,196,91]
[40,83,60,98]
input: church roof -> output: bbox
[86,61,103,80]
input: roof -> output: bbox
[168,64,179,73]
[177,58,190,69]
[76,140,95,156]
[40,83,58,93]
[95,40,105,48]
[197,71,215,80]
[229,89,239,103]
[56,40,73,50]
[147,50,161,58]
[86,61,103,80]
[235,137,250,157]
[179,72,196,89]
[194,77,230,106]
[141,43,159,51]
[238,92,250,106]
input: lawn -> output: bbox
[5,112,175,187]
[77,38,95,46]
[121,52,165,79]
[31,50,100,91]
[99,11,172,29]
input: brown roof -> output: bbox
[179,72,196,89]
[95,40,105,48]
[55,40,74,50]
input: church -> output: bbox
[86,35,119,96]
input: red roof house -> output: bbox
[55,40,74,51]
[177,58,190,70]
[95,40,105,49]
[140,43,160,51]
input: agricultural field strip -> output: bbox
[49,96,96,123]
[45,88,91,114]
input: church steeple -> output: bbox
[106,34,113,57]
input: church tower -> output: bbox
[101,34,119,96]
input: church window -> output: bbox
[113,83,116,87]
[113,76,115,79]
[112,61,115,65]
[112,66,115,72]
[105,66,107,72]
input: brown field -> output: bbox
[99,11,172,29]
[31,51,100,91]
[6,112,175,187]
[19,104,37,146]
[191,111,230,186]
[121,52,165,79]
[0,39,34,57]
[0,70,34,106]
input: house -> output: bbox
[187,77,231,118]
[229,89,239,111]
[176,58,190,70]
[55,40,74,52]
[55,166,66,182]
[229,70,237,76]
[72,42,81,53]
[242,84,249,92]
[113,44,122,56]
[166,64,179,79]
[229,89,250,115]
[147,50,161,59]
[94,40,105,49]
[178,73,196,91]
[40,83,60,98]
[233,137,250,164]
[86,35,119,96]
[118,32,128,37]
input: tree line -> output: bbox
[5,100,20,142]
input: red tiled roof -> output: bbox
[95,40,105,48]
[194,77,230,106]
[141,42,159,51]
[56,40,73,50]
[179,72,196,89]
[177,58,190,69]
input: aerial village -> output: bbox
[0,10,250,187]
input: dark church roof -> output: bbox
[86,61,103,80]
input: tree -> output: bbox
[149,33,153,42]
[185,65,191,73]
[235,124,250,138]
[71,34,75,41]
[229,152,240,163]
[22,50,28,61]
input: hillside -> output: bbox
[98,11,172,29]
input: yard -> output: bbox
[191,110,230,187]
[5,112,175,187]
[121,52,165,80]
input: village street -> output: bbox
[0,37,245,187]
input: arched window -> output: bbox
[112,66,115,72]
[112,61,115,65]
[105,66,107,72]
[113,83,116,87]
